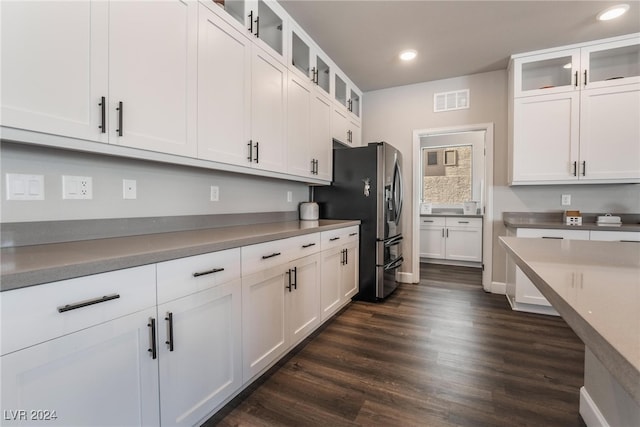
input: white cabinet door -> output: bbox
[420,226,446,259]
[1,308,160,427]
[158,280,242,427]
[512,92,580,183]
[341,240,359,301]
[0,0,108,143]
[109,0,197,156]
[251,45,287,173]
[310,91,333,180]
[287,254,321,346]
[445,226,482,262]
[320,246,342,321]
[331,106,349,145]
[242,266,288,382]
[197,4,252,166]
[580,84,640,181]
[287,74,313,178]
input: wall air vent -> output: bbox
[434,89,470,112]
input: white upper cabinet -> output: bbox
[197,4,252,166]
[509,33,640,185]
[213,0,287,62]
[0,1,109,143]
[289,23,332,97]
[109,0,198,157]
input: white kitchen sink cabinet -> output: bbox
[0,265,159,426]
[155,249,242,427]
[420,217,482,264]
[320,226,360,320]
[0,1,109,143]
[509,34,640,185]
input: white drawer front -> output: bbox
[446,217,482,228]
[517,228,590,240]
[1,265,156,356]
[156,248,241,304]
[590,230,640,242]
[288,233,321,257]
[321,226,359,250]
[242,238,294,276]
[420,217,446,227]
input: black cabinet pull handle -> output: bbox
[446,229,449,238]
[442,229,445,238]
[116,101,123,136]
[349,232,358,237]
[255,15,260,38]
[248,11,253,34]
[424,220,434,223]
[621,240,640,243]
[581,161,586,176]
[542,236,563,239]
[583,70,587,87]
[254,141,259,163]
[330,237,340,241]
[344,248,348,265]
[286,269,293,292]
[262,252,281,259]
[193,267,225,277]
[574,71,578,88]
[302,243,316,248]
[310,67,316,83]
[98,96,106,133]
[458,221,469,224]
[148,317,157,360]
[573,161,577,176]
[247,140,253,162]
[58,294,120,313]
[165,312,174,352]
[292,266,297,290]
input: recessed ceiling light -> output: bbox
[597,4,629,21]
[399,50,417,61]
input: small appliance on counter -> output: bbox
[463,201,478,215]
[596,214,622,226]
[299,202,319,221]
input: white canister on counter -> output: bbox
[299,202,319,220]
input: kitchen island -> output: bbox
[499,236,639,427]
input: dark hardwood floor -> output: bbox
[204,264,586,426]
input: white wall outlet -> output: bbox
[63,175,92,200]
[6,173,45,200]
[561,194,571,206]
[123,179,137,200]
[287,191,293,202]
[210,185,220,202]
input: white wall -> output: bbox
[362,69,640,284]
[0,142,309,222]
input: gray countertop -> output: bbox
[499,236,640,404]
[504,211,640,232]
[0,219,360,292]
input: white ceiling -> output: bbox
[279,0,640,92]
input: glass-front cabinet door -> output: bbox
[582,37,640,89]
[315,55,331,95]
[290,24,331,96]
[349,88,361,118]
[334,73,347,108]
[216,0,286,59]
[513,49,580,97]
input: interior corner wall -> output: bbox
[362,69,640,284]
[0,142,309,223]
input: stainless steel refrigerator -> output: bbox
[315,142,404,301]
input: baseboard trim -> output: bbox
[491,281,506,295]
[580,386,610,427]
[397,272,416,284]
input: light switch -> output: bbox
[6,174,44,200]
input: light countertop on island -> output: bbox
[499,236,640,404]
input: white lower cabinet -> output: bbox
[155,249,241,427]
[420,217,482,263]
[320,226,359,321]
[0,266,160,427]
[0,226,359,425]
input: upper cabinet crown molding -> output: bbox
[508,33,640,185]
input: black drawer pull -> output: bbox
[621,240,640,243]
[349,232,358,237]
[302,243,316,248]
[262,252,281,259]
[193,267,225,277]
[423,220,434,222]
[542,236,563,239]
[58,294,120,313]
[458,221,469,224]
[329,237,340,241]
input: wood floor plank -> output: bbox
[203,265,586,427]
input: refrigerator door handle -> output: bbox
[383,256,404,271]
[383,234,403,247]
[392,161,403,223]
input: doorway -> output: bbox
[412,123,494,292]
